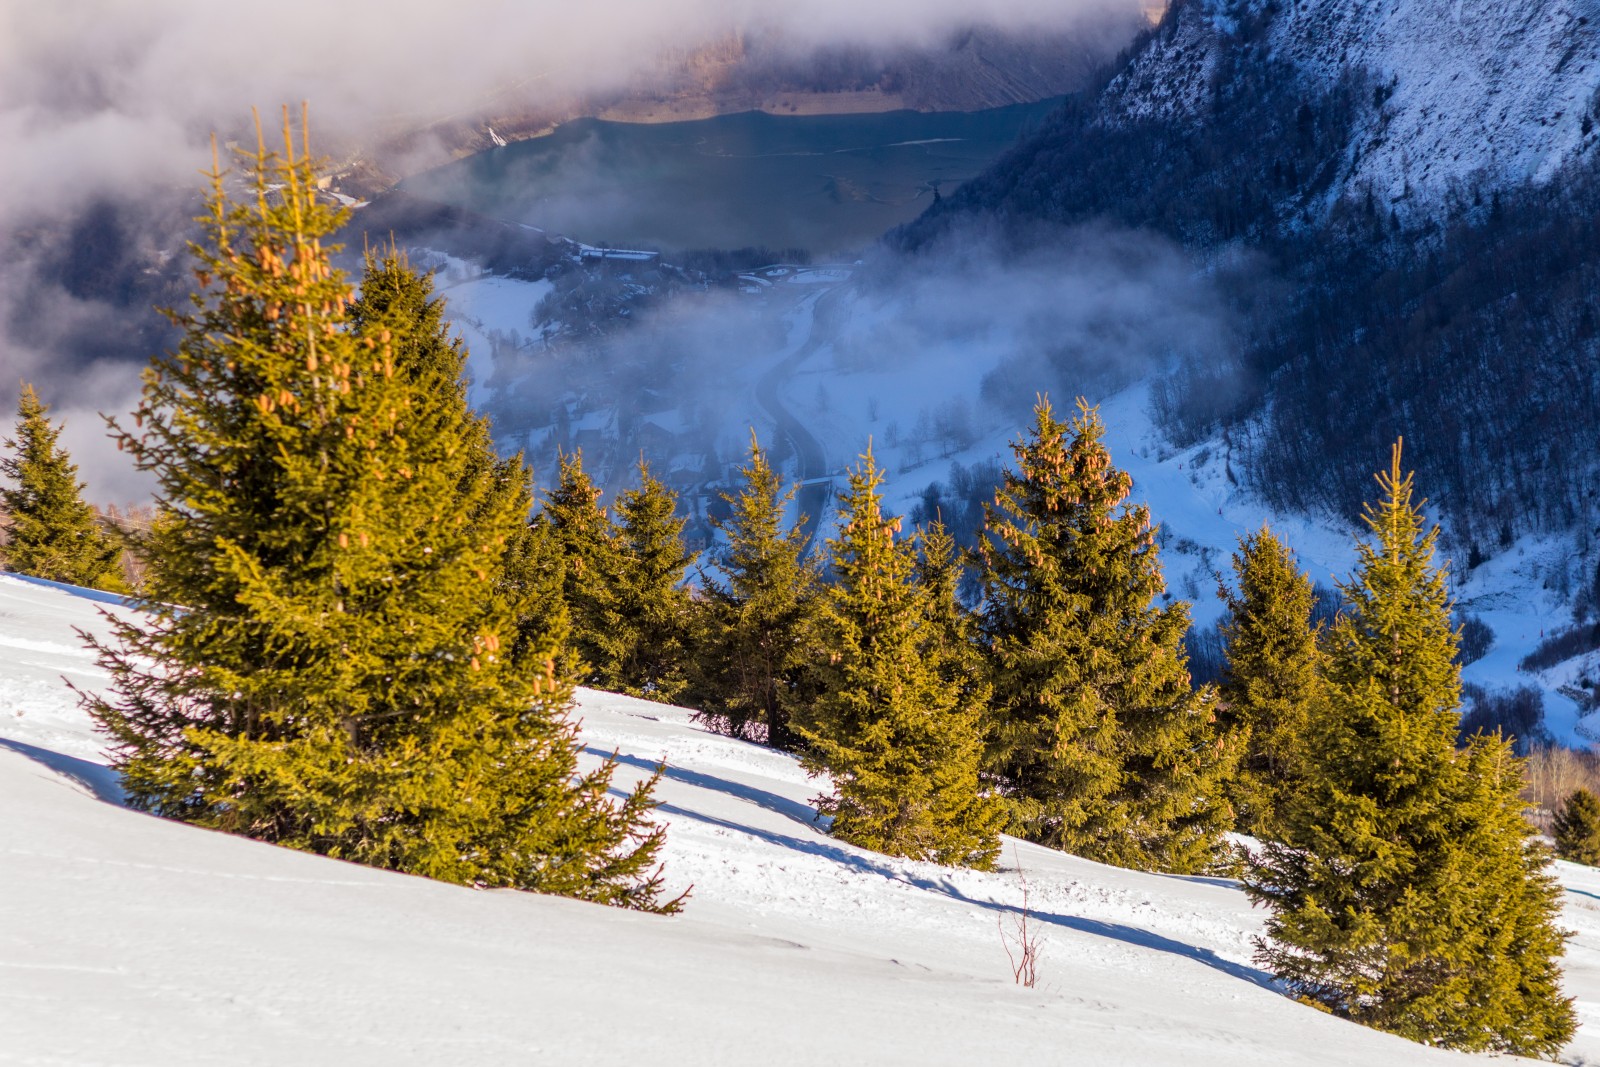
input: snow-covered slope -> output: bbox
[1105,0,1600,216]
[2,573,1597,1063]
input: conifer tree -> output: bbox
[1,384,126,592]
[1554,788,1600,866]
[797,448,1002,867]
[979,397,1234,873]
[348,250,566,667]
[1245,443,1572,1053]
[347,247,464,385]
[83,109,679,912]
[588,461,693,701]
[536,449,619,681]
[691,432,817,748]
[916,519,986,689]
[1217,525,1326,838]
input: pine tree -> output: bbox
[588,460,693,701]
[916,519,986,689]
[0,384,126,592]
[83,109,679,912]
[690,431,818,748]
[1245,442,1573,1053]
[1217,525,1326,838]
[348,249,563,670]
[796,448,1002,867]
[1554,788,1600,865]
[347,246,465,384]
[979,397,1234,873]
[535,449,619,682]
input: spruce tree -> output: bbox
[1217,525,1326,838]
[1245,443,1573,1053]
[1554,788,1600,865]
[979,397,1234,873]
[535,449,619,682]
[916,519,986,690]
[691,432,817,748]
[588,461,693,701]
[347,250,569,674]
[347,246,465,385]
[796,448,1002,867]
[1,384,126,592]
[83,110,679,912]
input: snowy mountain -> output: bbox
[1102,0,1600,219]
[899,0,1600,608]
[7,571,1599,1064]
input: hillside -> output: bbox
[6,572,1594,1063]
[1099,0,1600,216]
[903,0,1600,572]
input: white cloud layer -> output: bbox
[0,0,1146,502]
[1,0,1142,219]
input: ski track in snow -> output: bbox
[0,574,1594,1064]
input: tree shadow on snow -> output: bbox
[594,748,826,831]
[0,738,126,805]
[949,889,1278,992]
[596,746,1277,991]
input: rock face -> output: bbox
[1098,0,1600,219]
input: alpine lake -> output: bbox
[400,99,1062,257]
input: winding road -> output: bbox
[753,279,850,557]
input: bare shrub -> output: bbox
[1184,620,1228,688]
[96,503,156,594]
[999,856,1044,988]
[1455,613,1495,666]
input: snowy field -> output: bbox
[5,573,1600,1064]
[429,261,556,409]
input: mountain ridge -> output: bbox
[902,0,1600,568]
[1095,0,1600,220]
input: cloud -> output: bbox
[0,0,1148,502]
[465,217,1249,506]
[1,0,1145,220]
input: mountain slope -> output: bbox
[1100,0,1600,217]
[904,0,1600,566]
[1,572,1573,1064]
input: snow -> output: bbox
[432,260,555,407]
[1104,0,1600,219]
[1,573,1596,1064]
